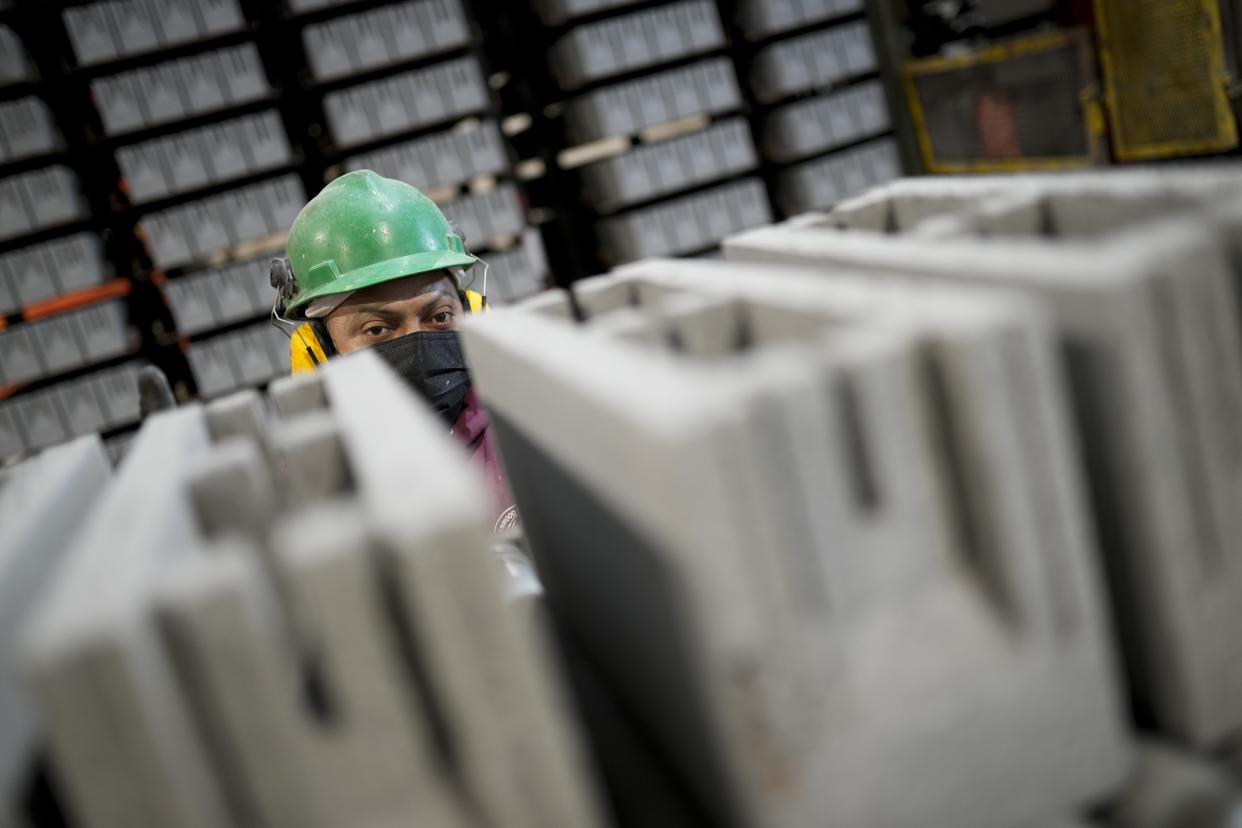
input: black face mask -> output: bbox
[370,331,472,426]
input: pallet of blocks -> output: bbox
[460,259,1131,828]
[15,353,605,828]
[724,168,1242,756]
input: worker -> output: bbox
[270,170,519,533]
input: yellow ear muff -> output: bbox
[289,322,329,374]
[465,288,485,314]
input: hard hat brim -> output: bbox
[286,248,476,315]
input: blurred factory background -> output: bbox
[0,0,1238,464]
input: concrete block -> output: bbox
[269,410,352,507]
[1108,740,1242,828]
[0,437,110,820]
[19,405,227,828]
[508,287,574,319]
[268,371,328,420]
[550,0,724,89]
[319,351,607,828]
[579,118,757,212]
[725,209,1242,749]
[463,258,1129,828]
[570,272,638,319]
[153,504,470,828]
[821,166,1242,239]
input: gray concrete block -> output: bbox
[725,209,1242,750]
[0,437,110,818]
[268,371,328,420]
[570,272,638,319]
[156,503,471,828]
[509,287,574,319]
[1108,740,1242,828]
[463,259,1129,828]
[319,351,607,828]
[185,436,277,543]
[203,389,269,446]
[822,166,1242,239]
[269,410,352,507]
[19,405,228,828]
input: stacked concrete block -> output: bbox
[117,111,291,205]
[564,57,742,145]
[750,19,877,103]
[322,56,489,150]
[136,175,305,270]
[736,0,865,39]
[733,1,901,216]
[543,0,766,266]
[823,165,1242,237]
[186,320,288,398]
[532,0,641,25]
[164,253,274,336]
[725,189,1242,750]
[579,117,757,213]
[0,300,130,385]
[548,0,725,90]
[475,227,549,305]
[0,234,109,314]
[439,183,527,251]
[0,360,144,460]
[0,437,111,828]
[18,353,604,828]
[0,167,88,243]
[597,177,772,262]
[91,44,269,136]
[344,120,508,194]
[0,97,60,164]
[63,0,245,66]
[0,26,32,86]
[777,136,900,214]
[463,258,1129,827]
[302,0,471,82]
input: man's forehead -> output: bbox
[338,270,455,311]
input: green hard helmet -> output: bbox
[281,170,476,315]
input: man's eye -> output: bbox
[431,311,452,325]
[364,325,388,337]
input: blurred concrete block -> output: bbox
[155,499,468,828]
[726,207,1242,750]
[550,0,724,89]
[463,259,1129,828]
[320,352,606,828]
[19,406,227,828]
[824,166,1242,238]
[750,20,875,103]
[510,286,574,319]
[1108,740,1242,828]
[0,437,110,822]
[565,57,742,144]
[268,411,351,506]
[268,371,328,420]
[598,177,772,262]
[203,388,269,446]
[580,118,757,212]
[777,137,902,213]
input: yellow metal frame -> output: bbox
[902,29,1105,174]
[1094,0,1238,161]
